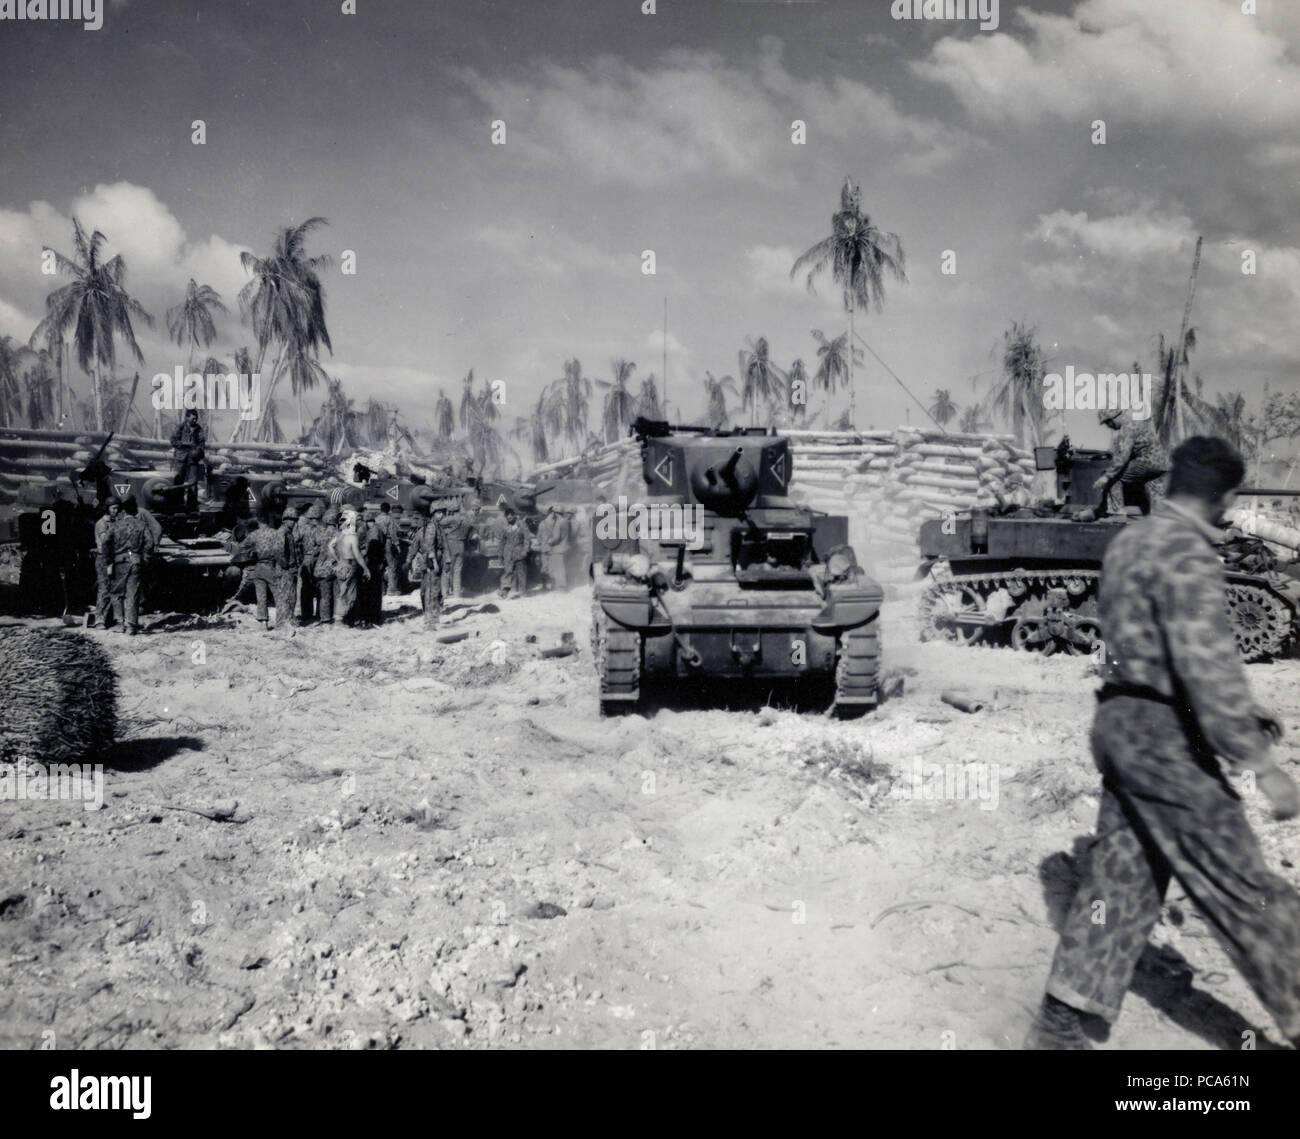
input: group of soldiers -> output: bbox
[224,497,582,632]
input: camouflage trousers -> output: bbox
[251,567,296,627]
[314,573,335,623]
[420,566,442,628]
[1047,696,1300,1037]
[1105,469,1166,516]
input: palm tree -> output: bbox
[166,280,226,371]
[928,389,959,428]
[463,382,504,475]
[364,398,389,447]
[702,371,738,430]
[22,349,57,429]
[787,359,809,423]
[810,329,858,427]
[434,389,456,439]
[791,177,907,426]
[309,377,360,456]
[595,357,638,443]
[738,336,785,426]
[958,402,991,435]
[233,217,332,442]
[546,357,592,455]
[0,335,21,427]
[1151,328,1197,446]
[636,372,663,422]
[457,369,476,432]
[983,322,1051,447]
[32,218,154,430]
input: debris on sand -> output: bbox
[940,691,984,714]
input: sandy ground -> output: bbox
[1,573,1298,1051]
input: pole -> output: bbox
[662,297,668,416]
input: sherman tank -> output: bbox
[590,418,883,716]
[916,438,1300,661]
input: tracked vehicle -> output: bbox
[590,418,883,716]
[916,438,1300,661]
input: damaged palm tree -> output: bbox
[0,628,118,764]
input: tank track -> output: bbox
[1224,581,1294,663]
[922,570,1295,661]
[919,569,1102,656]
[833,624,880,717]
[592,599,642,715]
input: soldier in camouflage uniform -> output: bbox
[92,499,120,628]
[312,506,340,625]
[1095,408,1168,516]
[439,503,473,600]
[102,496,148,634]
[236,517,298,631]
[1027,437,1300,1049]
[407,504,447,628]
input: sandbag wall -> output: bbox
[0,427,333,502]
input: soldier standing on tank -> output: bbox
[1095,407,1168,516]
[170,409,206,512]
[408,503,447,628]
[537,506,570,591]
[103,495,148,635]
[498,510,529,600]
[1026,437,1300,1050]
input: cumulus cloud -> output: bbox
[474,223,628,279]
[912,0,1300,146]
[746,244,806,297]
[456,39,976,186]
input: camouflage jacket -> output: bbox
[238,525,295,574]
[170,418,206,457]
[409,519,445,570]
[311,525,339,578]
[1101,419,1168,484]
[103,515,148,563]
[439,511,473,552]
[137,508,162,554]
[1098,498,1272,772]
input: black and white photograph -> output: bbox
[1,0,1299,1093]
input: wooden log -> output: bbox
[898,473,981,493]
[912,443,985,460]
[909,459,980,478]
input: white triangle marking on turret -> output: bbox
[653,454,674,485]
[113,483,130,497]
[770,453,787,488]
[385,485,399,500]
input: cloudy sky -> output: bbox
[1,0,1297,451]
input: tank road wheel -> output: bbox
[919,584,987,646]
[1225,583,1291,662]
[592,603,642,716]
[833,625,879,719]
[1011,617,1053,655]
[1064,618,1103,657]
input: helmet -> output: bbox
[1098,407,1124,426]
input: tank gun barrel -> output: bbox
[708,447,745,490]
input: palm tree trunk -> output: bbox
[92,363,104,432]
[229,338,272,443]
[847,300,855,430]
[297,388,305,441]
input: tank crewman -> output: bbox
[439,502,473,600]
[537,505,570,591]
[169,409,207,511]
[236,517,297,631]
[407,504,447,628]
[293,503,321,623]
[1095,408,1168,516]
[92,498,121,628]
[311,506,340,625]
[103,496,148,635]
[331,506,370,626]
[498,510,529,600]
[1026,437,1300,1049]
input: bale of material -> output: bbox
[0,627,118,764]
